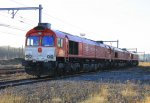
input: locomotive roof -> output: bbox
[54,30,116,48]
[108,45,128,52]
[54,30,137,54]
[27,25,117,48]
[54,30,99,45]
[28,26,137,54]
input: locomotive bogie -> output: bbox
[23,61,56,76]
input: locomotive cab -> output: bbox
[25,23,56,62]
[24,23,57,76]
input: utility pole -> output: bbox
[0,4,43,23]
[22,45,24,58]
[7,45,9,60]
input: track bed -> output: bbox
[0,65,149,103]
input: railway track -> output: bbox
[0,70,103,90]
[0,77,51,89]
[0,66,135,90]
[0,68,25,75]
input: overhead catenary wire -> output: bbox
[0,23,27,31]
[0,12,35,27]
[0,1,38,36]
[8,0,100,41]
[8,0,42,23]
[19,16,37,24]
[10,0,83,30]
[9,0,96,36]
[43,12,98,37]
[43,12,85,30]
[10,0,27,7]
[0,31,19,36]
[1,0,39,26]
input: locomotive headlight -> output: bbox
[38,32,42,35]
[29,55,32,58]
[25,54,32,58]
[25,55,29,58]
[47,55,53,59]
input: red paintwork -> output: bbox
[26,28,57,47]
[95,46,107,59]
[82,43,95,58]
[25,27,139,61]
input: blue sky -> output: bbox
[0,0,150,53]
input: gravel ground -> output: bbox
[0,67,150,103]
[65,67,150,84]
[0,58,23,65]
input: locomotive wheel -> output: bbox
[36,75,41,78]
[65,63,71,75]
[57,63,64,76]
[36,67,41,78]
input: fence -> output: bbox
[0,46,24,60]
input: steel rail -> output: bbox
[0,70,103,90]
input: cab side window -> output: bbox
[57,38,63,48]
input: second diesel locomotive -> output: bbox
[23,23,138,77]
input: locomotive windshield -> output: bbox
[27,36,39,46]
[42,36,54,46]
[26,36,54,46]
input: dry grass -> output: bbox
[0,72,31,82]
[0,87,25,103]
[0,81,149,103]
[81,81,150,103]
[138,62,150,72]
[81,85,109,103]
[144,96,150,103]
[139,62,150,67]
[0,94,24,103]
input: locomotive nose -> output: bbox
[38,47,42,53]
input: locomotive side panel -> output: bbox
[118,51,124,60]
[96,46,106,59]
[125,52,131,61]
[82,43,95,58]
[78,42,83,57]
[133,54,139,60]
[88,44,95,58]
[105,47,111,60]
[82,43,88,57]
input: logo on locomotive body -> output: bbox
[25,47,56,62]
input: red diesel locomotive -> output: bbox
[23,23,138,77]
